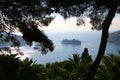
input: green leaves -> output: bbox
[0,54,41,80]
[96,54,120,80]
[0,51,120,80]
[68,53,81,64]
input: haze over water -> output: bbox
[21,14,120,64]
[21,31,120,64]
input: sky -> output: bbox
[41,14,120,33]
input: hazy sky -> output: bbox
[42,14,120,33]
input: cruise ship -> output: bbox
[61,39,81,45]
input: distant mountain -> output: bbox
[108,31,120,44]
[0,32,42,51]
[0,32,26,48]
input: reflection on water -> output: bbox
[21,32,120,64]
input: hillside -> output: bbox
[108,31,120,44]
[0,32,41,51]
[0,32,26,48]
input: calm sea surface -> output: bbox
[21,32,120,64]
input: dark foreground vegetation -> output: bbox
[0,0,120,79]
[0,48,120,80]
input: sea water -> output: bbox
[21,32,120,64]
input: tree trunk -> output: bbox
[87,1,119,80]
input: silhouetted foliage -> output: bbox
[0,0,120,79]
[81,48,92,63]
[81,48,89,58]
[0,54,41,80]
[0,49,120,80]
[0,54,19,80]
[95,54,120,80]
[46,0,120,79]
[0,0,54,54]
[68,53,81,64]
